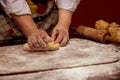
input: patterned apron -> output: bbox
[0,0,58,41]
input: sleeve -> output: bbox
[0,0,31,16]
[56,0,80,12]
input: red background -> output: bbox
[71,0,120,28]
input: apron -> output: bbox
[0,0,58,41]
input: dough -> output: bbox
[108,27,120,39]
[95,19,109,30]
[23,42,59,51]
[109,22,120,28]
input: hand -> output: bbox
[51,24,69,46]
[28,29,53,48]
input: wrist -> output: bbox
[57,21,71,29]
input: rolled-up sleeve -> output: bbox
[56,0,80,12]
[0,0,31,15]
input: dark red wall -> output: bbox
[71,0,120,28]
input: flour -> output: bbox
[0,38,119,75]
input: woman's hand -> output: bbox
[28,29,53,48]
[51,24,69,46]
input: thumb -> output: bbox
[44,35,53,43]
[51,30,57,41]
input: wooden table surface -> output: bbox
[0,38,120,80]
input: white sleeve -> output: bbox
[0,0,31,16]
[56,0,80,12]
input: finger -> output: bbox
[37,35,47,47]
[31,37,39,47]
[28,38,34,48]
[40,31,53,43]
[27,35,37,48]
[44,36,53,43]
[34,31,47,47]
[54,32,63,44]
[51,30,58,41]
[60,36,69,47]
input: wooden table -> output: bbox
[0,38,120,80]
